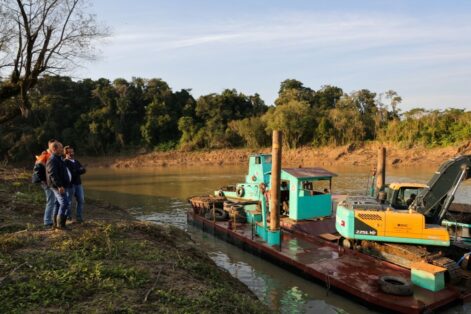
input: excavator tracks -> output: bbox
[432,257,463,284]
[358,241,464,284]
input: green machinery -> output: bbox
[215,153,336,245]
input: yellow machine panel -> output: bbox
[384,211,424,239]
[354,210,386,236]
[354,210,449,244]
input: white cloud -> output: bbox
[103,11,471,56]
[83,9,471,109]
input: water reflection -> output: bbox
[83,164,471,314]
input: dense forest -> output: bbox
[0,76,470,161]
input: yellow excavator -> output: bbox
[336,155,471,280]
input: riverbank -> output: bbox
[110,141,471,169]
[0,167,269,313]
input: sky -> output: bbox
[78,0,471,110]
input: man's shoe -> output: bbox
[58,215,69,230]
[44,224,54,230]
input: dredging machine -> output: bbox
[188,131,471,312]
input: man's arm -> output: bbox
[77,160,86,175]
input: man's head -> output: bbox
[47,139,56,152]
[64,146,75,159]
[50,142,63,156]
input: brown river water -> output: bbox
[84,164,471,314]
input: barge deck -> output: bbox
[187,210,470,313]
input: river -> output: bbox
[83,164,471,314]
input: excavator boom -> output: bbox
[413,155,471,224]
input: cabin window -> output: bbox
[255,156,261,164]
[398,187,421,208]
[300,180,330,195]
[281,181,290,215]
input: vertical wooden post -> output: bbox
[270,130,282,231]
[376,147,386,193]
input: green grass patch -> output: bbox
[0,222,269,313]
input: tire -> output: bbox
[206,208,229,221]
[236,187,245,197]
[378,276,413,296]
[218,190,225,197]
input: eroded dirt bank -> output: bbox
[110,141,471,169]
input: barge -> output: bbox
[187,132,471,313]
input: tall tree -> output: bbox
[312,85,343,111]
[275,79,316,107]
[263,99,313,149]
[0,0,107,120]
[384,90,402,119]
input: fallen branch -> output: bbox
[0,262,27,286]
[143,267,163,303]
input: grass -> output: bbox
[0,166,269,314]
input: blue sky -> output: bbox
[79,0,471,110]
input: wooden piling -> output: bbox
[270,130,282,231]
[376,147,386,193]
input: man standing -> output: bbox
[46,142,71,229]
[34,139,57,228]
[64,146,86,223]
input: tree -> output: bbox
[0,0,107,120]
[229,116,269,148]
[351,89,377,140]
[312,85,343,111]
[263,100,313,149]
[275,79,316,107]
[329,95,366,145]
[384,90,402,118]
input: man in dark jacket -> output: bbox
[33,139,56,228]
[46,142,71,229]
[64,146,86,223]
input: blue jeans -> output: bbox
[67,185,85,221]
[52,188,70,217]
[43,184,56,225]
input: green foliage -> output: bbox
[0,76,469,160]
[229,116,269,148]
[328,95,367,145]
[263,100,314,149]
[379,108,471,147]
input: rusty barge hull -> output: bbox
[187,211,466,314]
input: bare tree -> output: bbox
[0,0,107,120]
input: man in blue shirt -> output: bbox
[64,146,86,223]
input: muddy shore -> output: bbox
[108,141,471,169]
[0,167,269,313]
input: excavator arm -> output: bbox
[412,155,471,224]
